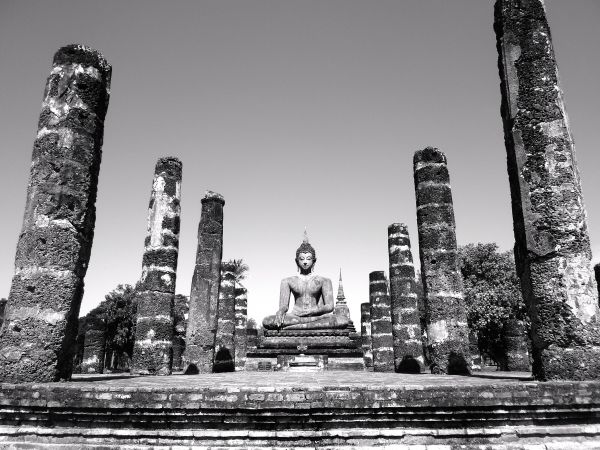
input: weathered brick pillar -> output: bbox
[246,320,258,351]
[172,295,188,371]
[503,319,530,371]
[234,287,248,371]
[369,272,394,372]
[131,157,182,375]
[388,223,424,373]
[495,0,600,380]
[0,45,111,382]
[80,316,106,374]
[183,192,225,374]
[595,264,600,305]
[214,263,236,372]
[414,147,471,375]
[360,302,373,368]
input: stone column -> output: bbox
[214,263,236,372]
[131,157,182,375]
[0,45,111,382]
[246,320,258,351]
[234,286,248,371]
[495,0,600,380]
[595,264,600,305]
[369,272,394,372]
[183,192,225,374]
[503,319,530,372]
[80,316,106,374]
[414,147,471,375]
[388,223,424,373]
[172,294,188,371]
[360,302,373,368]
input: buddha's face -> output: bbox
[296,252,315,272]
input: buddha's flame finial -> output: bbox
[303,228,309,244]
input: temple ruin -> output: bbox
[369,271,394,372]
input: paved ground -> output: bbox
[68,369,533,389]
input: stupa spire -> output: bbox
[336,269,346,304]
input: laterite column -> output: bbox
[369,271,394,372]
[131,157,182,375]
[234,286,248,371]
[0,45,111,382]
[360,302,373,368]
[495,0,600,380]
[183,192,225,373]
[214,262,236,372]
[414,147,471,374]
[388,223,423,373]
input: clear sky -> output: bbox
[1,1,599,326]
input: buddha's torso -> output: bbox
[286,274,326,316]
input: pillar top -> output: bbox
[155,157,183,176]
[413,147,447,166]
[53,44,111,75]
[201,190,225,205]
[369,271,386,282]
[388,223,409,234]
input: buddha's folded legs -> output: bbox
[263,313,348,330]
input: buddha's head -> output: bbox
[295,232,316,273]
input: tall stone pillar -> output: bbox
[80,316,106,374]
[172,294,188,371]
[234,286,248,371]
[131,157,182,375]
[414,147,471,375]
[388,223,424,373]
[495,0,600,380]
[0,45,111,382]
[369,272,394,372]
[183,192,225,374]
[360,302,373,368]
[503,319,530,372]
[214,262,236,372]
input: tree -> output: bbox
[224,259,249,287]
[458,243,527,368]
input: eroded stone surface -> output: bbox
[214,262,236,372]
[234,287,248,371]
[388,223,424,373]
[369,271,394,372]
[495,0,600,380]
[80,316,106,374]
[131,157,182,376]
[360,302,373,368]
[413,147,471,375]
[0,45,111,382]
[183,192,225,373]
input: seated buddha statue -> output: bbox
[262,233,349,331]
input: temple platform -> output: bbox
[1,371,600,448]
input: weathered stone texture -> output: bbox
[214,263,236,372]
[495,0,600,380]
[0,45,111,382]
[246,321,258,351]
[414,147,471,375]
[369,271,394,372]
[360,302,373,368]
[183,192,225,374]
[234,287,248,371]
[172,295,188,371]
[388,223,423,373]
[131,157,182,376]
[80,316,106,374]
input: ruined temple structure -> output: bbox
[234,287,248,371]
[80,316,106,374]
[171,295,188,371]
[387,223,424,373]
[183,191,225,374]
[502,319,530,372]
[414,147,471,375]
[360,302,373,368]
[369,271,394,372]
[214,262,236,372]
[495,0,600,380]
[0,45,111,383]
[131,157,182,376]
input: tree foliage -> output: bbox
[458,243,527,365]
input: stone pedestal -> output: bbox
[414,147,471,375]
[131,157,182,376]
[183,192,225,374]
[495,0,600,380]
[0,45,111,382]
[369,271,394,372]
[388,223,424,373]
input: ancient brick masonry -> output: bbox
[413,147,471,374]
[495,0,600,380]
[183,191,225,373]
[360,303,373,368]
[234,287,248,371]
[131,157,182,375]
[388,223,424,373]
[0,45,111,382]
[214,262,236,372]
[369,272,394,372]
[80,316,106,374]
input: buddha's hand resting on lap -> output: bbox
[275,310,286,328]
